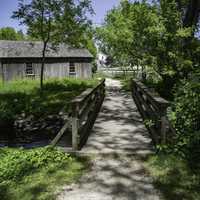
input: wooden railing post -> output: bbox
[50,79,106,149]
[159,103,169,144]
[1,62,5,84]
[131,79,175,145]
[161,116,167,144]
[70,79,105,150]
[72,102,79,150]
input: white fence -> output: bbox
[98,66,143,78]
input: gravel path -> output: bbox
[57,79,162,200]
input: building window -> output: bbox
[26,63,34,75]
[69,62,76,76]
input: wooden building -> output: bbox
[0,40,93,81]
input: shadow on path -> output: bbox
[82,80,154,155]
[57,79,161,200]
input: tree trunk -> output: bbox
[183,0,200,28]
[40,41,48,90]
[141,65,146,82]
[161,75,177,99]
[1,62,4,84]
[40,58,45,90]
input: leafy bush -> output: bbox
[143,78,173,100]
[168,72,200,167]
[0,92,30,121]
[0,147,72,182]
[0,147,88,200]
[170,77,200,134]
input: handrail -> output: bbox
[50,120,71,146]
[71,78,105,150]
[133,80,170,113]
[131,79,175,145]
[51,79,106,150]
[71,79,105,104]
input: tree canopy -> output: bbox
[96,0,200,95]
[0,27,25,40]
[13,0,94,89]
[96,0,200,169]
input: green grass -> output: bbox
[0,147,89,200]
[120,79,132,91]
[113,77,132,91]
[110,74,135,92]
[93,71,109,79]
[145,154,200,200]
[0,78,98,121]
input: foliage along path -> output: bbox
[57,79,162,200]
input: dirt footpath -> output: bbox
[57,79,162,200]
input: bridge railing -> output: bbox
[71,78,105,150]
[51,78,105,150]
[131,79,176,145]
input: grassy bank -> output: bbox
[120,79,132,91]
[0,147,89,200]
[119,77,200,200]
[0,78,98,121]
[145,154,200,200]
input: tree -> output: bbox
[96,1,162,79]
[96,0,200,95]
[0,27,25,40]
[13,0,93,89]
[175,0,200,29]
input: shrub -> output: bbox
[168,72,200,168]
[170,77,200,134]
[0,147,72,182]
[0,147,88,200]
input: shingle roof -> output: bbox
[0,40,93,58]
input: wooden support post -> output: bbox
[159,103,169,144]
[70,79,105,150]
[1,62,4,84]
[50,120,70,147]
[72,103,79,151]
[161,116,167,144]
[131,79,173,145]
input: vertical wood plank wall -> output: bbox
[2,62,92,81]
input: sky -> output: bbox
[0,0,121,32]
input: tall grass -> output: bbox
[0,78,98,121]
[145,154,200,200]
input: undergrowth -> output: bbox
[145,154,200,200]
[0,147,89,200]
[0,78,98,121]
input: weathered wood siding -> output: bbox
[2,63,26,81]
[1,62,92,81]
[33,63,69,79]
[76,63,92,78]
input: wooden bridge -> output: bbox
[56,78,173,200]
[51,78,174,152]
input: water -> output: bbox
[0,139,51,148]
